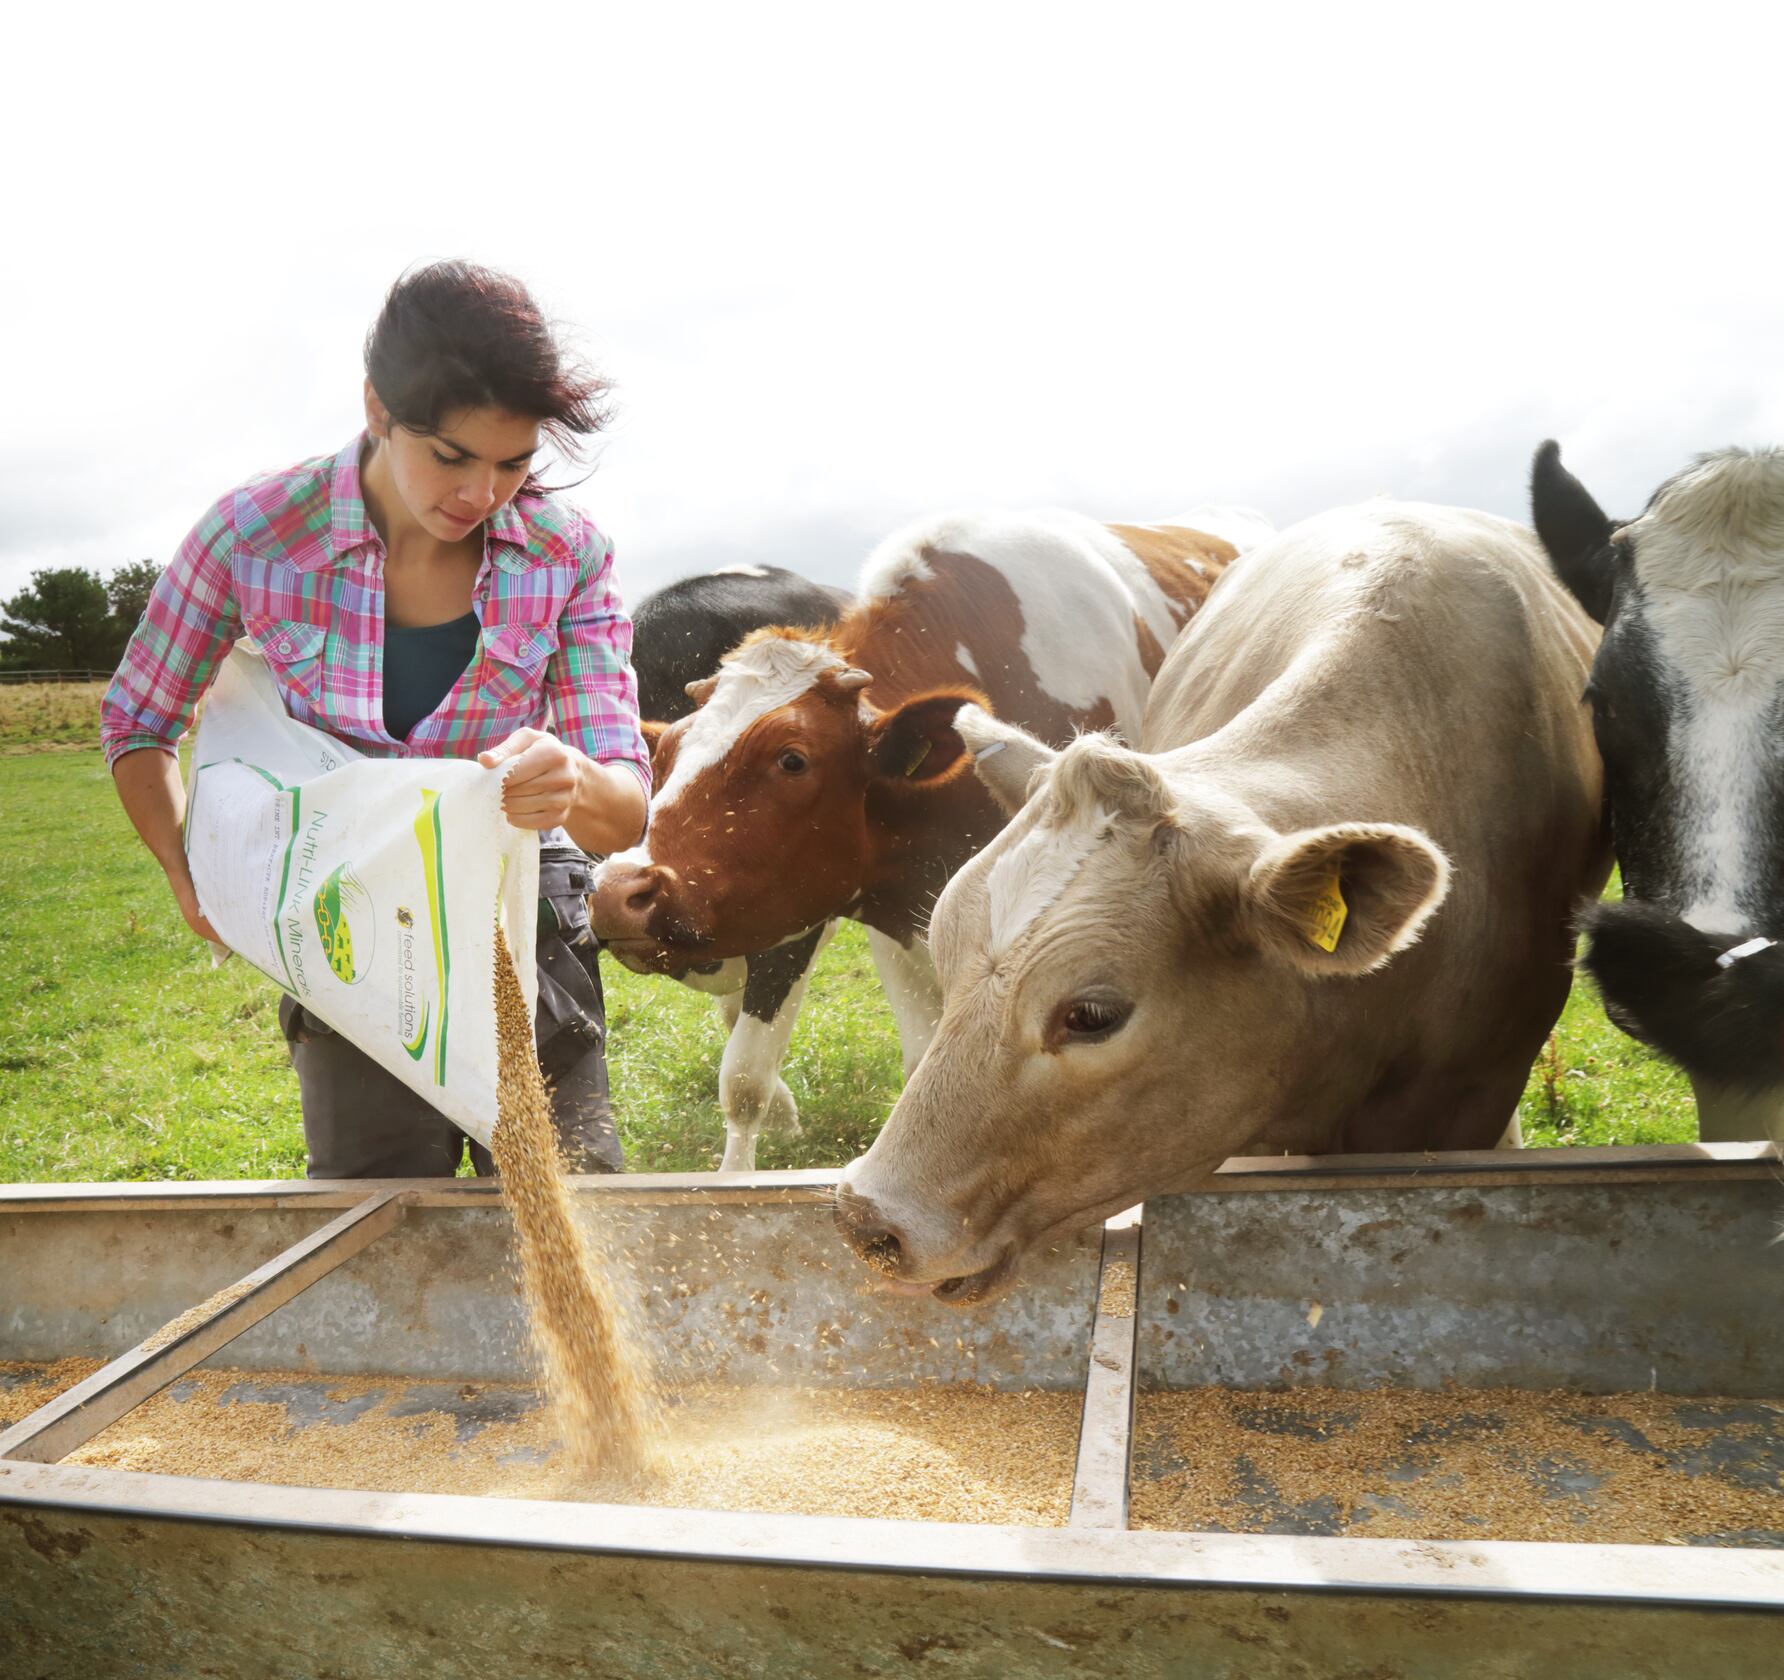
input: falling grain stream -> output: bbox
[490,924,660,1481]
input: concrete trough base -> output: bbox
[2,1147,1782,1677]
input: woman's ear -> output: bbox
[364,378,391,440]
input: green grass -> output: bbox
[0,749,1693,1183]
[0,752,307,1179]
[1516,974,1696,1148]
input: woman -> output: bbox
[101,262,651,1179]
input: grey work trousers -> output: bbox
[278,848,624,1180]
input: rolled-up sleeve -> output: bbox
[547,529,653,804]
[100,500,243,768]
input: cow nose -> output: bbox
[589,862,679,940]
[833,1182,907,1276]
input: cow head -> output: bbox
[590,630,985,963]
[834,707,1448,1302]
[1532,441,1784,1098]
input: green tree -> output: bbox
[106,559,162,635]
[0,567,116,672]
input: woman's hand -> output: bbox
[172,870,224,946]
[478,728,648,854]
[112,747,224,947]
[479,728,582,828]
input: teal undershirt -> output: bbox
[383,612,480,742]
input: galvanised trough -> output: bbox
[1,1144,1780,1678]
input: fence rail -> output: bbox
[0,670,111,685]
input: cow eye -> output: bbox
[777,748,809,774]
[1056,996,1132,1044]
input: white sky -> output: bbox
[4,2,1781,609]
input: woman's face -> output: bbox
[365,385,543,543]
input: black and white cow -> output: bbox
[1532,440,1784,1142]
[625,564,850,1166]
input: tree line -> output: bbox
[0,562,163,674]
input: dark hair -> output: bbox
[364,261,611,490]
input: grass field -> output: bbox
[0,703,1694,1182]
[0,679,113,750]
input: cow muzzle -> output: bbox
[832,1182,1014,1307]
[588,859,704,948]
[1581,898,1784,1089]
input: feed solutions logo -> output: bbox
[393,906,432,1064]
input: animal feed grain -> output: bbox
[490,924,659,1478]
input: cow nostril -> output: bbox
[858,1229,903,1275]
[835,1183,907,1273]
[624,877,659,913]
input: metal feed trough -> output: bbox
[2,1145,1781,1678]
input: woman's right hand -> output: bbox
[112,749,225,948]
[170,868,224,946]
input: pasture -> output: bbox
[0,679,114,750]
[0,688,1693,1183]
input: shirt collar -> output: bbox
[485,495,534,569]
[315,431,540,573]
[318,434,377,567]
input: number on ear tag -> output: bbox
[1306,869,1348,953]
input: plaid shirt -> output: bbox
[101,435,652,801]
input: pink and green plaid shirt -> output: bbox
[101,435,652,801]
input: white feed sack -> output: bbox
[184,647,540,1147]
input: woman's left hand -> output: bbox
[478,728,648,853]
[478,728,584,830]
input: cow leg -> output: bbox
[716,923,835,1172]
[866,929,942,1078]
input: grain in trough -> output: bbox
[2,1144,1782,1678]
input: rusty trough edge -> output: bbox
[1208,1140,1779,1192]
[1,1145,1775,1216]
[1067,1215,1140,1530]
[2,1457,1782,1611]
[0,1190,409,1464]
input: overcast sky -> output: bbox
[4,3,1780,612]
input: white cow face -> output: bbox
[835,713,1448,1302]
[1533,441,1784,1092]
[1534,441,1784,934]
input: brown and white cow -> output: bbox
[834,500,1611,1302]
[591,507,1265,1169]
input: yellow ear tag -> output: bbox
[1306,869,1348,953]
[904,737,933,778]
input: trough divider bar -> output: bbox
[0,1189,410,1465]
[1068,1216,1141,1530]
[0,1170,843,1214]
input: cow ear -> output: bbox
[955,702,1056,814]
[685,675,719,706]
[869,690,978,787]
[1531,440,1617,624]
[1243,822,1450,978]
[640,720,671,792]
